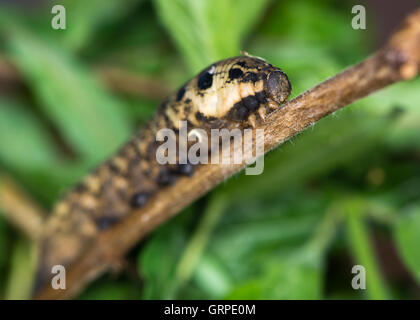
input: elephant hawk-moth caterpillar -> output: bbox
[35,55,292,293]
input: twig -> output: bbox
[0,54,20,82]
[0,174,46,240]
[94,65,171,99]
[35,8,420,299]
[0,56,171,100]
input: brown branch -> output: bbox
[0,174,46,240]
[35,8,420,299]
[0,54,20,82]
[94,66,171,100]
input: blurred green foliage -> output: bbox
[154,0,270,73]
[0,0,419,300]
[394,205,420,284]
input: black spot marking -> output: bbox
[196,111,218,123]
[157,168,177,186]
[127,140,142,158]
[184,105,191,114]
[242,72,259,83]
[177,163,195,176]
[242,95,260,111]
[74,182,87,193]
[197,70,213,90]
[130,192,150,208]
[158,99,169,112]
[162,112,173,128]
[176,86,186,101]
[255,91,267,103]
[227,101,249,121]
[185,120,195,130]
[227,93,265,121]
[235,61,247,68]
[108,162,121,174]
[228,68,243,80]
[96,216,120,231]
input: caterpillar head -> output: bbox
[176,56,291,128]
[264,69,292,106]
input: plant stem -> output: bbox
[173,193,227,292]
[345,198,389,300]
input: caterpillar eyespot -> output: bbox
[34,55,292,293]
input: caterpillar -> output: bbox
[34,55,292,293]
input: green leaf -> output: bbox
[364,78,420,148]
[61,0,145,51]
[187,188,332,298]
[0,216,11,298]
[224,279,262,300]
[346,198,389,300]
[249,38,342,95]
[4,238,36,300]
[394,205,420,284]
[191,189,340,299]
[6,27,132,163]
[192,254,234,298]
[0,100,60,172]
[154,0,271,73]
[221,201,340,300]
[78,279,141,300]
[226,252,323,299]
[210,208,319,275]
[0,100,92,204]
[138,216,190,299]
[222,109,394,201]
[259,0,369,62]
